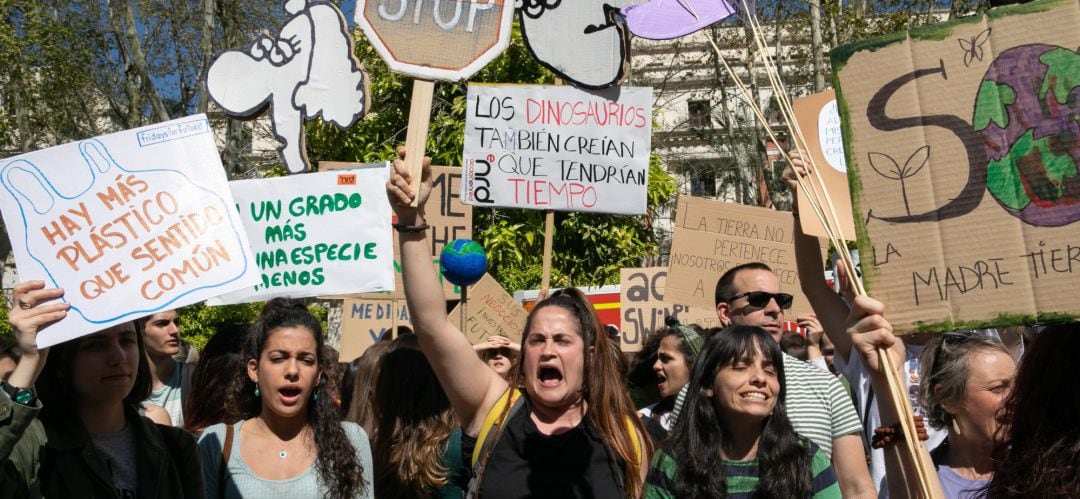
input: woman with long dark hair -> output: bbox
[372,334,467,498]
[387,151,650,498]
[633,322,706,442]
[198,298,372,498]
[0,281,203,498]
[645,326,840,498]
[986,323,1079,497]
[183,322,249,436]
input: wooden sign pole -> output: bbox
[405,79,434,207]
[459,285,469,334]
[540,210,554,292]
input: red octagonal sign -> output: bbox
[355,0,514,81]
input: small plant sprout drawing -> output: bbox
[868,145,930,216]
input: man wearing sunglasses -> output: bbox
[714,262,876,499]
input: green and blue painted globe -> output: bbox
[440,239,487,286]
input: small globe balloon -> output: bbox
[440,239,487,286]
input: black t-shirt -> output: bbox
[462,396,625,498]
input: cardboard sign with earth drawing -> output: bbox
[832,0,1080,333]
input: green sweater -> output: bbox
[644,444,841,498]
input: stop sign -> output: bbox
[355,0,514,81]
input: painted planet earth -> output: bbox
[440,239,487,286]
[976,44,1080,226]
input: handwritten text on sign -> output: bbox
[461,84,652,215]
[209,168,393,305]
[0,115,258,347]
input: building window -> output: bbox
[689,169,716,197]
[687,100,711,128]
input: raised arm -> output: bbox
[784,151,855,360]
[386,150,507,433]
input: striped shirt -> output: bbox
[644,445,841,498]
[782,353,862,456]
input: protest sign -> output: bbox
[318,164,470,301]
[354,0,514,81]
[449,273,526,344]
[791,90,856,241]
[206,1,368,173]
[518,0,637,89]
[665,197,819,319]
[621,267,731,351]
[208,168,393,305]
[832,0,1080,332]
[461,84,653,215]
[339,298,411,361]
[0,115,258,347]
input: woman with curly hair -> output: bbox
[373,334,467,498]
[198,298,372,498]
[645,326,840,498]
[387,151,650,498]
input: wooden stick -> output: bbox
[391,299,400,339]
[460,285,469,334]
[405,79,435,207]
[541,210,554,292]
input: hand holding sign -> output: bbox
[0,116,258,347]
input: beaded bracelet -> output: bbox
[871,415,929,449]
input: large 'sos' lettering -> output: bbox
[866,59,987,223]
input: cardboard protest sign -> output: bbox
[832,0,1080,333]
[461,84,653,215]
[518,0,638,89]
[665,197,819,319]
[0,115,258,347]
[792,90,856,241]
[621,267,681,352]
[354,0,514,81]
[339,298,410,361]
[448,273,526,344]
[206,1,368,174]
[318,164,470,300]
[208,168,393,305]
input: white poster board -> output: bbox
[209,166,394,304]
[461,84,653,215]
[0,115,259,347]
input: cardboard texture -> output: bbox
[319,163,470,300]
[620,267,713,352]
[665,197,820,319]
[792,90,857,241]
[0,115,259,347]
[354,0,514,81]
[518,0,637,89]
[832,0,1080,333]
[449,273,527,345]
[208,168,393,305]
[339,298,410,361]
[206,1,368,174]
[461,84,653,215]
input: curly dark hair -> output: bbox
[235,298,367,498]
[665,326,814,498]
[987,323,1080,498]
[184,322,249,435]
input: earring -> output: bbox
[313,391,319,402]
[951,417,961,435]
[254,387,261,398]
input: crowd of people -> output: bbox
[0,148,1077,498]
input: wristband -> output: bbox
[1,381,37,406]
[392,222,429,233]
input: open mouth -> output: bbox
[584,4,623,34]
[741,392,769,401]
[538,366,564,387]
[279,386,303,404]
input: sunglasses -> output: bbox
[727,291,794,310]
[930,330,979,379]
